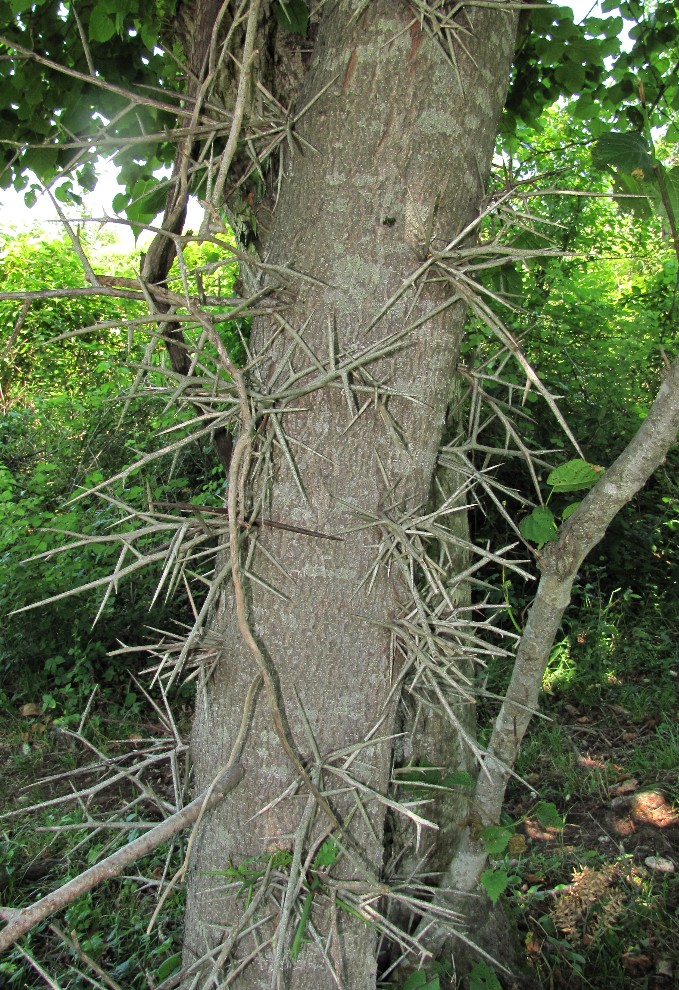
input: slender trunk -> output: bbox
[419,356,679,967]
[183,3,518,987]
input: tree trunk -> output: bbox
[183,3,518,987]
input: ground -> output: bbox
[1,596,677,989]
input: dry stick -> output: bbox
[1,299,30,360]
[14,945,63,990]
[46,191,100,286]
[0,764,244,954]
[137,2,253,475]
[0,35,191,117]
[270,776,321,988]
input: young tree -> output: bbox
[1,2,678,987]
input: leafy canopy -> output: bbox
[0,1,678,226]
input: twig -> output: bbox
[14,945,63,989]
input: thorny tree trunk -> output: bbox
[184,3,518,987]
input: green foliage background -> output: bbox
[0,231,241,716]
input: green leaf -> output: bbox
[442,770,475,789]
[469,961,503,990]
[520,506,557,545]
[480,826,513,855]
[290,889,314,961]
[547,459,602,492]
[534,801,565,829]
[480,868,510,905]
[659,165,679,224]
[89,4,117,43]
[605,166,654,217]
[403,971,440,990]
[76,163,98,193]
[275,0,309,34]
[554,61,586,94]
[592,131,654,178]
[54,183,73,203]
[562,502,580,521]
[269,848,293,869]
[313,836,339,869]
[156,954,181,981]
[140,20,159,51]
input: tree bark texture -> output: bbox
[184,3,518,987]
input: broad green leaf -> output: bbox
[534,801,565,829]
[403,973,429,990]
[480,868,510,905]
[89,4,117,43]
[554,61,586,94]
[76,163,98,193]
[469,961,503,990]
[657,164,679,226]
[156,954,181,982]
[592,131,654,179]
[140,21,158,51]
[606,167,654,217]
[480,826,512,855]
[547,459,602,493]
[54,183,74,203]
[520,506,557,545]
[403,972,440,990]
[275,0,309,35]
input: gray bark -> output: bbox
[183,2,518,987]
